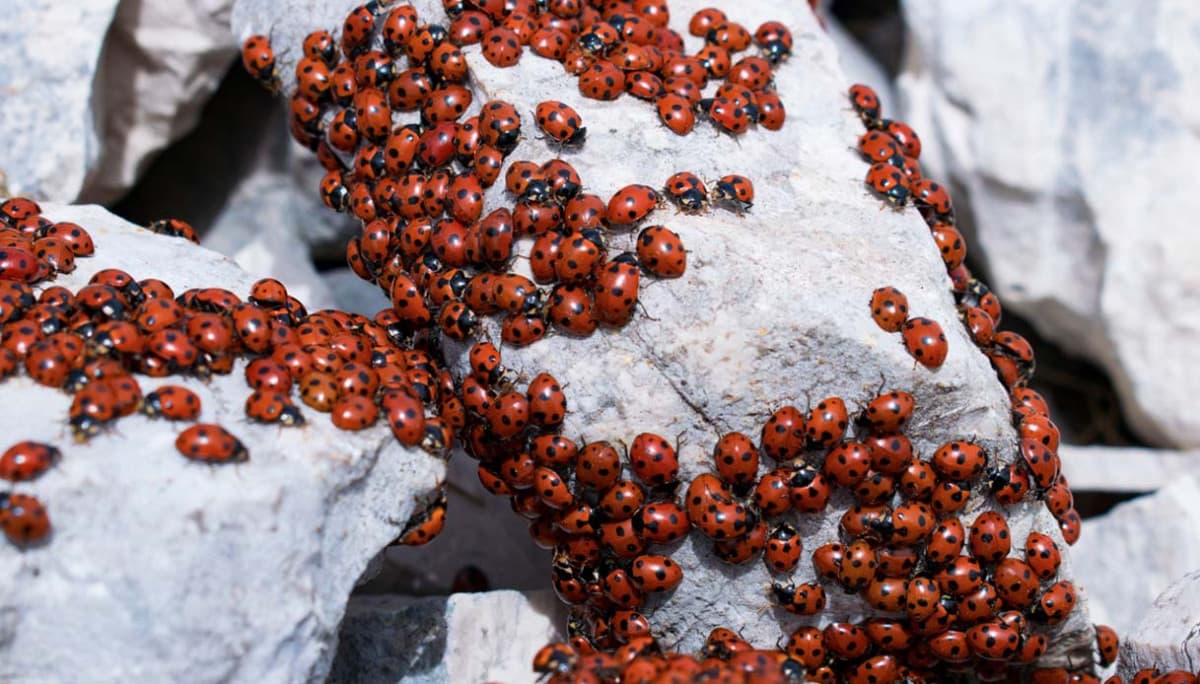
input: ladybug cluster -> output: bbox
[0,197,96,283]
[518,377,1097,682]
[854,84,1081,548]
[241,1,770,350]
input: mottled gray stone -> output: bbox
[1118,570,1200,680]
[0,204,444,684]
[898,0,1200,448]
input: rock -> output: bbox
[0,203,444,684]
[1070,474,1200,634]
[1060,444,1200,493]
[1118,570,1200,680]
[448,0,1087,657]
[896,1,1200,448]
[327,590,566,683]
[235,0,1092,664]
[0,0,120,201]
[826,16,897,109]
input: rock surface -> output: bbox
[1070,474,1200,634]
[328,590,565,683]
[897,0,1200,448]
[1118,570,1200,680]
[0,204,444,684]
[0,0,120,200]
[1060,444,1199,493]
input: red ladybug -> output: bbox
[0,441,60,482]
[713,174,754,213]
[0,492,51,545]
[535,100,587,146]
[849,83,882,127]
[175,424,248,463]
[656,93,696,135]
[397,489,448,546]
[636,225,686,278]
[629,554,683,592]
[606,184,660,225]
[866,162,910,207]
[481,26,522,67]
[764,522,802,573]
[241,35,280,91]
[901,316,948,368]
[142,384,202,420]
[869,286,908,333]
[593,253,641,327]
[628,432,679,487]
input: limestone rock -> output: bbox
[0,0,120,201]
[1060,444,1199,493]
[1118,570,1200,680]
[327,590,566,683]
[1070,474,1200,635]
[896,0,1200,447]
[0,204,444,684]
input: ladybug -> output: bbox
[245,390,306,427]
[656,93,696,135]
[700,96,753,135]
[532,642,576,677]
[628,432,679,487]
[1024,531,1062,580]
[861,390,915,432]
[881,119,921,158]
[607,184,660,225]
[837,539,878,591]
[332,396,379,431]
[858,130,904,165]
[931,440,988,481]
[912,178,954,218]
[968,510,1012,563]
[790,466,832,513]
[754,91,787,131]
[593,253,641,327]
[869,286,908,333]
[0,441,59,482]
[866,162,910,207]
[535,100,587,146]
[479,100,522,154]
[772,580,826,616]
[849,83,882,127]
[823,441,871,488]
[664,172,709,213]
[712,174,754,213]
[713,517,767,564]
[713,431,759,489]
[302,29,337,67]
[993,558,1040,609]
[630,554,684,592]
[636,225,686,278]
[295,56,332,102]
[397,490,448,546]
[578,62,625,101]
[241,35,280,91]
[1033,580,1077,624]
[481,26,522,67]
[141,384,202,420]
[175,424,248,463]
[0,492,51,545]
[901,316,948,368]
[753,469,792,515]
[635,501,690,544]
[764,522,802,573]
[806,396,848,449]
[1094,624,1119,667]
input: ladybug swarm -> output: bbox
[0,0,1181,682]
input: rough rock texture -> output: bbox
[0,1,237,203]
[465,0,1088,656]
[897,0,1200,447]
[1118,571,1200,680]
[0,0,120,200]
[328,590,565,683]
[1060,444,1199,492]
[82,0,239,203]
[1070,474,1200,634]
[236,0,1091,666]
[0,204,444,684]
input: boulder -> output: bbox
[1070,474,1200,635]
[1118,570,1200,680]
[327,590,565,683]
[896,0,1200,447]
[1060,444,1199,493]
[0,204,444,684]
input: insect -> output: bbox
[175,424,249,463]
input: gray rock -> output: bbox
[896,0,1200,448]
[1070,474,1200,635]
[0,0,120,201]
[1060,444,1200,493]
[453,0,1091,658]
[1118,571,1200,679]
[0,204,444,684]
[328,590,566,684]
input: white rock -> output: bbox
[328,590,566,684]
[1118,570,1200,680]
[1070,474,1200,635]
[236,0,1092,665]
[0,203,444,684]
[1060,444,1200,493]
[896,0,1200,447]
[0,1,120,200]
